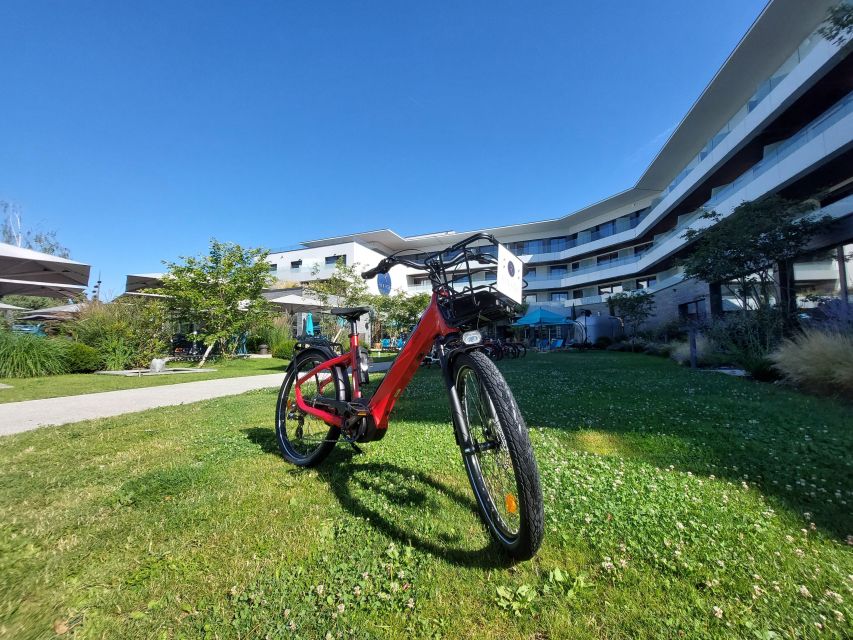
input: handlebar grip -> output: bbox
[361,261,386,279]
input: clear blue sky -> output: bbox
[0,0,767,299]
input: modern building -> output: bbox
[267,1,853,327]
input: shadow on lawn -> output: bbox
[242,428,511,570]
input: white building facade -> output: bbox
[267,0,853,324]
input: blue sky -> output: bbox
[0,0,767,298]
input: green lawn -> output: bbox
[0,353,850,639]
[0,357,288,404]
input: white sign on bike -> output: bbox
[496,244,523,304]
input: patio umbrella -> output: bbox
[305,312,314,336]
[0,302,28,311]
[0,242,90,287]
[18,303,84,321]
[0,277,88,299]
[125,273,164,293]
[268,294,328,313]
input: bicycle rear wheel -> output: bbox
[275,349,349,467]
[453,350,543,559]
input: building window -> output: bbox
[325,255,345,266]
[597,252,618,266]
[524,294,537,304]
[525,267,537,279]
[599,284,623,295]
[549,265,567,277]
[524,239,545,254]
[549,236,567,252]
[633,243,653,257]
[571,261,580,272]
[550,292,568,301]
[572,289,584,300]
[636,277,657,289]
[290,260,302,270]
[268,263,278,273]
[484,270,497,281]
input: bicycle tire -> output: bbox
[275,349,349,467]
[453,350,544,559]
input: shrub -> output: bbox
[669,335,730,368]
[62,341,102,373]
[271,338,297,360]
[593,336,613,349]
[705,309,784,379]
[0,332,69,378]
[67,300,171,369]
[770,329,853,397]
[643,342,673,358]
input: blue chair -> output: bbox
[381,338,391,350]
[396,337,404,350]
[12,323,46,337]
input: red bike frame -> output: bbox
[293,292,455,434]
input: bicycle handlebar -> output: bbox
[361,233,501,280]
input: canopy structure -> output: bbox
[18,303,84,321]
[0,242,90,287]
[512,307,570,326]
[268,294,328,314]
[125,273,164,293]
[0,277,88,299]
[0,301,28,311]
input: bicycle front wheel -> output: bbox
[453,350,544,559]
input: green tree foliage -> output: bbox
[681,196,830,311]
[68,299,172,370]
[608,290,654,339]
[819,2,853,45]
[372,291,431,342]
[158,240,274,366]
[305,258,370,308]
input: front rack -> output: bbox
[423,234,522,328]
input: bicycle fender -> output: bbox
[285,346,340,374]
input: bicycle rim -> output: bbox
[457,365,521,540]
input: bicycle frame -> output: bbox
[292,291,456,437]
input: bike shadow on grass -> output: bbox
[242,427,513,570]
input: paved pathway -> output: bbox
[0,361,395,437]
[0,374,286,436]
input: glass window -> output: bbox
[549,265,568,277]
[599,284,623,295]
[571,262,580,272]
[572,289,584,300]
[636,277,657,289]
[597,252,618,266]
[550,292,568,301]
[290,260,302,270]
[549,236,567,252]
[269,263,278,273]
[325,255,345,266]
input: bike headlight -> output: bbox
[462,330,482,345]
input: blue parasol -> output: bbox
[305,312,314,336]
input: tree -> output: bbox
[681,196,831,312]
[819,2,853,46]
[372,291,430,343]
[1,201,70,257]
[305,258,370,308]
[158,239,274,366]
[1,201,74,310]
[608,290,655,340]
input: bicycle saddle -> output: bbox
[330,306,370,321]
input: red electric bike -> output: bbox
[275,233,544,559]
